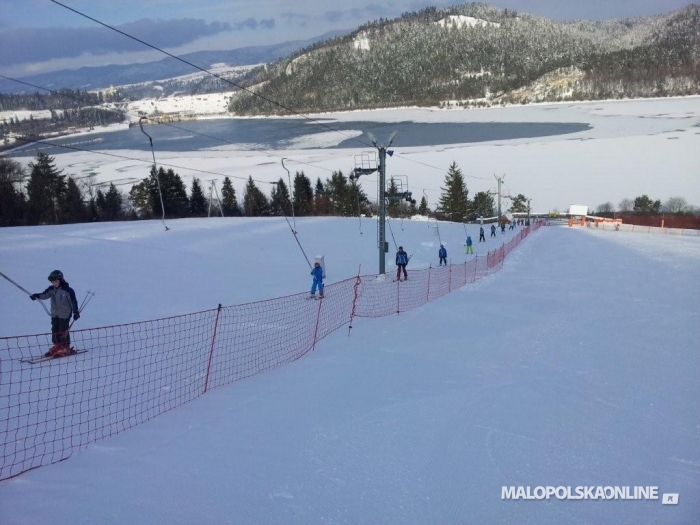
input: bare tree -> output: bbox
[663,196,688,214]
[618,198,634,212]
[596,202,614,213]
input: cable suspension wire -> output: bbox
[0,74,336,177]
[281,158,296,231]
[5,133,272,186]
[386,217,399,252]
[48,0,374,150]
[138,117,170,231]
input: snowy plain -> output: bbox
[0,218,698,524]
[1,96,699,524]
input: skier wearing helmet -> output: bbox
[30,270,80,357]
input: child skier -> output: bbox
[479,226,485,242]
[438,244,447,266]
[464,235,473,254]
[396,246,409,281]
[490,224,497,237]
[310,262,324,298]
[30,270,80,357]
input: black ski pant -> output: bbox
[51,316,70,346]
[396,264,407,280]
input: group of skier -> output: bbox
[24,221,520,356]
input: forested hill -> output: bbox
[229,2,700,114]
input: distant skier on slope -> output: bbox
[396,246,409,281]
[310,262,324,298]
[465,235,473,254]
[30,270,80,357]
[491,224,496,237]
[438,244,447,266]
[479,226,486,243]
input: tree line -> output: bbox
[595,195,700,216]
[1,154,529,227]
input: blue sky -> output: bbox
[0,0,693,76]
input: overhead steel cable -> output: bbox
[0,74,335,176]
[5,133,273,186]
[48,0,374,150]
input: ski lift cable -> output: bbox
[138,117,170,231]
[269,181,312,269]
[386,217,399,252]
[0,75,336,177]
[281,158,296,231]
[6,133,272,187]
[48,0,375,151]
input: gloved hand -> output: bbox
[30,294,38,301]
[73,312,80,321]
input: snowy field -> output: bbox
[6,96,700,213]
[0,219,699,524]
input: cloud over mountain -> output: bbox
[0,18,232,67]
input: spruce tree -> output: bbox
[472,191,495,218]
[293,171,314,216]
[0,158,26,226]
[100,183,124,221]
[26,152,65,225]
[243,176,270,216]
[438,161,470,222]
[61,177,87,223]
[189,177,208,217]
[314,178,328,215]
[269,178,292,216]
[418,196,429,216]
[220,177,241,216]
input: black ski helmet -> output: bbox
[48,270,64,282]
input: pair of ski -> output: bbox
[307,295,325,300]
[19,349,87,365]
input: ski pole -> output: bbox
[0,270,51,316]
[69,290,95,329]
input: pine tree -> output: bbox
[189,177,208,217]
[269,178,292,216]
[314,178,328,215]
[146,166,189,218]
[386,177,401,217]
[510,193,528,214]
[61,177,87,223]
[633,194,661,214]
[292,171,314,216]
[220,177,241,216]
[97,183,124,221]
[26,152,66,225]
[128,182,152,218]
[418,196,429,216]
[349,177,369,217]
[243,176,270,216]
[0,157,26,226]
[472,191,495,218]
[438,161,470,222]
[325,171,353,216]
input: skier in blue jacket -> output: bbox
[438,244,447,266]
[30,269,79,357]
[396,246,408,281]
[464,235,473,254]
[310,262,324,298]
